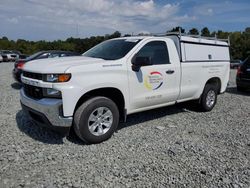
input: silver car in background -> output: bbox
[0,50,18,61]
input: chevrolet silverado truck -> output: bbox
[20,34,230,144]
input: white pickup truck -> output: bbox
[20,34,230,144]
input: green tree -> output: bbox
[201,27,210,37]
[216,30,230,39]
[2,36,8,41]
[245,27,250,33]
[230,32,243,60]
[109,31,121,39]
[188,28,199,35]
[168,26,185,33]
[124,34,132,37]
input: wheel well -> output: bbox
[74,87,125,119]
[205,77,221,94]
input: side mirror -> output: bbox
[132,56,152,72]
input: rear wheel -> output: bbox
[199,84,218,111]
[73,97,119,144]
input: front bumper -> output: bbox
[20,88,72,134]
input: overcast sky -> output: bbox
[0,0,250,41]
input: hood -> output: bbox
[23,56,104,73]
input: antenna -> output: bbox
[76,23,79,38]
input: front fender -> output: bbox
[54,69,129,117]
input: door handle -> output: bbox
[166,70,175,74]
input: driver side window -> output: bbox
[135,41,170,65]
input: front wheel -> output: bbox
[199,84,218,112]
[73,97,119,144]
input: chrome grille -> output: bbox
[23,71,43,80]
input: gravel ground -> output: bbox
[0,62,249,188]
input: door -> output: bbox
[127,39,180,111]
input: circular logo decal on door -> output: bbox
[144,71,163,90]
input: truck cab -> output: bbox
[20,34,230,144]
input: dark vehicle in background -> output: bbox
[13,50,81,82]
[230,60,242,69]
[11,50,29,59]
[236,56,250,91]
[0,52,8,62]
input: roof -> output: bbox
[116,35,228,45]
[118,33,230,46]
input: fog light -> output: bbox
[48,88,60,95]
[43,88,62,98]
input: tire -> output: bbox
[199,84,218,112]
[73,96,119,144]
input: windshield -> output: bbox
[1,50,12,54]
[83,39,141,60]
[26,52,44,61]
[244,56,250,65]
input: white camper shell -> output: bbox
[166,35,230,62]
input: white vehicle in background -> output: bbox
[0,50,18,61]
[0,54,3,62]
[20,32,230,144]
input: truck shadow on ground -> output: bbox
[226,87,250,96]
[11,82,22,90]
[16,110,65,145]
[16,102,198,145]
[118,102,198,131]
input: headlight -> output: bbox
[45,74,71,83]
[43,88,62,98]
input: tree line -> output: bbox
[0,27,249,60]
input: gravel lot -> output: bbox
[0,62,249,188]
